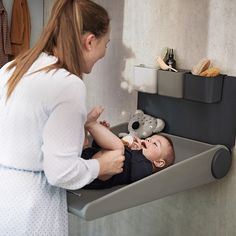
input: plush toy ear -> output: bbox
[153,118,165,133]
[134,109,144,115]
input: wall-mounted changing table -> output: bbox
[68,124,231,221]
[68,75,236,221]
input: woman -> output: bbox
[0,0,124,235]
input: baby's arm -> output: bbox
[85,106,124,151]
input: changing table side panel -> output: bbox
[69,145,224,220]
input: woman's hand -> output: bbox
[97,149,125,177]
[83,136,89,149]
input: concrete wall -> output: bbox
[42,1,236,235]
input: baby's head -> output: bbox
[141,134,175,172]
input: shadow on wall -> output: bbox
[150,0,210,69]
[174,0,209,69]
[107,0,136,123]
[102,0,136,91]
[85,0,136,125]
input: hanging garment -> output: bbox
[10,0,31,58]
[0,0,11,67]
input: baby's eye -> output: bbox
[154,142,160,148]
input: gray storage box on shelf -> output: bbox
[183,73,224,103]
[157,69,188,98]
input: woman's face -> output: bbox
[82,27,111,74]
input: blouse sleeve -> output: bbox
[41,80,100,190]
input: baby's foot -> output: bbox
[85,106,104,128]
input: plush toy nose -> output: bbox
[132,121,140,130]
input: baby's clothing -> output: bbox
[82,142,153,189]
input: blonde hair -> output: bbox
[6,0,110,99]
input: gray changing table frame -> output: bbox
[68,75,235,221]
[68,124,231,221]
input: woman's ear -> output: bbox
[153,159,166,168]
[83,33,96,51]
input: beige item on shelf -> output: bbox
[160,47,168,62]
[191,58,211,75]
[200,67,220,77]
[157,56,178,72]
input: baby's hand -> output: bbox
[129,136,142,150]
[85,106,104,128]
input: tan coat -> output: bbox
[10,0,31,58]
[0,0,11,67]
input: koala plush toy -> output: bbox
[119,110,165,144]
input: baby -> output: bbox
[83,106,175,189]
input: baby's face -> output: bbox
[140,135,170,162]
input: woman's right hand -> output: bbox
[97,149,125,177]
